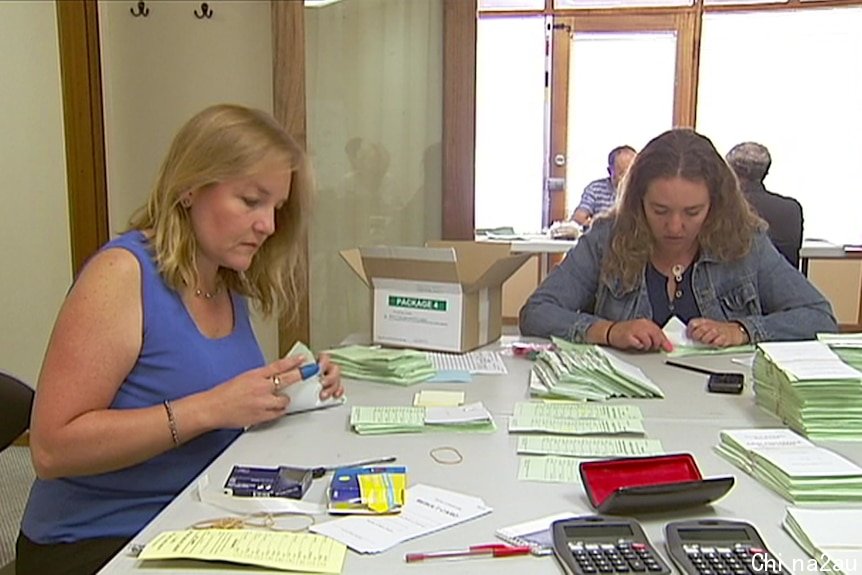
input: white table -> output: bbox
[477,235,578,278]
[799,239,862,276]
[98,339,862,574]
[477,234,577,254]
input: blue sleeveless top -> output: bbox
[22,231,265,543]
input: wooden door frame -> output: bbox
[56,0,109,276]
[272,1,310,353]
[442,0,478,240]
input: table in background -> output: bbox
[799,238,862,276]
[98,339,862,574]
[477,234,577,277]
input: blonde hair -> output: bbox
[127,104,312,320]
[601,128,764,292]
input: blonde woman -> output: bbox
[520,128,836,351]
[18,104,344,574]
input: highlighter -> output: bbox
[299,363,320,379]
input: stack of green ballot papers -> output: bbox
[783,507,862,575]
[752,341,862,440]
[716,428,862,503]
[350,403,495,435]
[818,332,862,371]
[327,345,435,386]
[530,341,664,400]
[508,402,646,435]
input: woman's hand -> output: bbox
[316,353,344,400]
[607,319,674,352]
[687,318,749,347]
[204,355,306,429]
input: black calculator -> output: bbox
[551,515,671,575]
[665,519,790,575]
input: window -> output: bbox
[475,16,547,232]
[697,8,862,244]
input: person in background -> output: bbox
[521,129,836,351]
[17,104,344,575]
[726,141,803,268]
[570,145,637,227]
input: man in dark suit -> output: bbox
[727,142,803,268]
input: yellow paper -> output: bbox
[358,471,406,513]
[138,529,346,573]
[413,390,465,407]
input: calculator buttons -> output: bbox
[679,543,786,574]
[567,540,666,574]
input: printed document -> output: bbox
[310,484,492,554]
[138,529,346,573]
[427,350,507,374]
[517,436,664,458]
[518,456,586,483]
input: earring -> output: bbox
[181,197,192,208]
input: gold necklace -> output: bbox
[194,285,222,299]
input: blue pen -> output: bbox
[299,363,320,379]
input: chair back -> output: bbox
[0,372,34,451]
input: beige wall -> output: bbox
[0,1,71,385]
[98,0,280,359]
[503,257,539,321]
[809,260,862,324]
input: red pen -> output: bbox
[405,543,532,563]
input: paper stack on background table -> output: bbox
[716,428,862,503]
[783,507,862,575]
[751,341,862,440]
[327,345,435,385]
[530,342,664,400]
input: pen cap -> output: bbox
[300,363,320,379]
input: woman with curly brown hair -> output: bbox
[520,128,836,352]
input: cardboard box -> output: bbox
[341,242,530,352]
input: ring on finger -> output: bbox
[272,375,282,394]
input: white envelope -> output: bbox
[281,373,345,414]
[281,341,346,414]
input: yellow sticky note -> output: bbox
[413,390,465,407]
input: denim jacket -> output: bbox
[519,218,837,343]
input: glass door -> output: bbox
[547,13,696,224]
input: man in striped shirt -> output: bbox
[570,145,636,228]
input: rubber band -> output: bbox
[191,512,315,532]
[430,446,463,465]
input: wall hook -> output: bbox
[194,2,213,19]
[130,1,149,17]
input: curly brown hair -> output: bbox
[127,104,313,320]
[600,128,764,292]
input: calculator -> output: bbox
[551,515,671,575]
[665,519,790,575]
